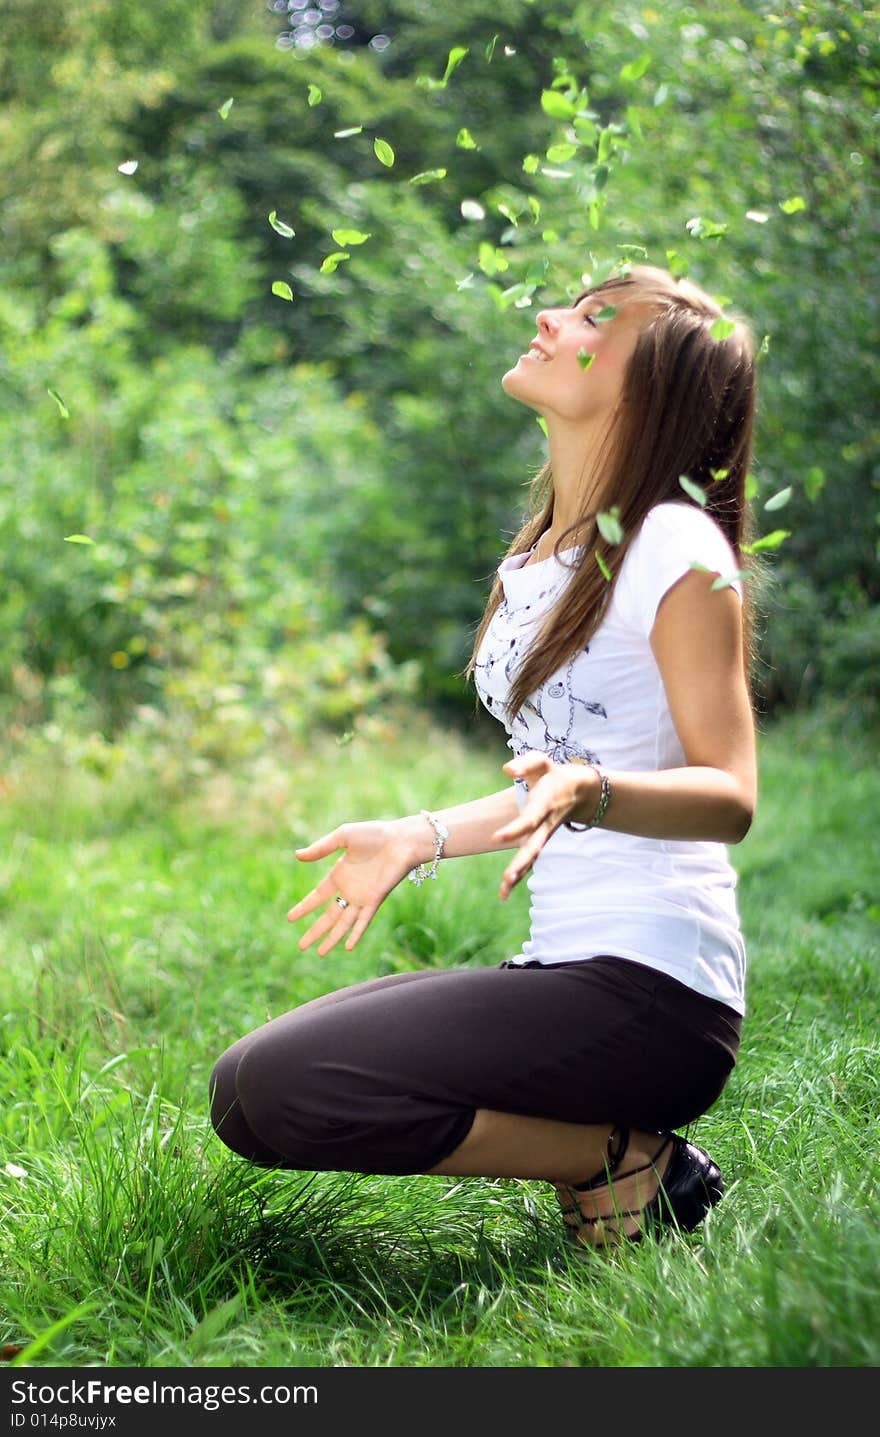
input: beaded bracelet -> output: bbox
[564,764,612,832]
[407,810,450,885]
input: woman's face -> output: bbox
[501,289,652,424]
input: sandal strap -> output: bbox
[572,1124,630,1192]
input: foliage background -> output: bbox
[1,0,878,757]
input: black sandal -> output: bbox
[553,1129,724,1250]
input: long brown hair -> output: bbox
[466,264,765,719]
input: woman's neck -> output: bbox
[543,411,617,541]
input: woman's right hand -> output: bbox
[286,818,425,956]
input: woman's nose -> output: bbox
[535,309,560,337]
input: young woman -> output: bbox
[209,263,759,1250]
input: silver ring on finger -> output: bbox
[334,895,350,910]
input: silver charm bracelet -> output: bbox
[407,809,449,885]
[564,764,612,832]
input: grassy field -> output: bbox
[0,701,878,1368]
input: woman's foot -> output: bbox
[552,1127,724,1249]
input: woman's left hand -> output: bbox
[492,751,597,899]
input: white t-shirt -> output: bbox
[473,500,748,1015]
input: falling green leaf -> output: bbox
[320,253,350,274]
[758,333,771,358]
[596,305,617,322]
[595,550,612,581]
[268,211,295,238]
[498,282,536,309]
[577,349,595,371]
[597,127,614,163]
[522,154,540,174]
[597,507,624,544]
[685,216,728,240]
[418,46,468,91]
[478,243,508,276]
[64,534,94,544]
[764,486,792,511]
[546,142,577,164]
[742,529,791,554]
[745,473,759,501]
[665,249,689,278]
[536,416,548,437]
[619,53,651,82]
[804,466,825,502]
[218,98,234,120]
[307,84,322,107]
[573,117,597,145]
[541,90,577,120]
[47,388,69,418]
[374,138,395,167]
[710,318,736,341]
[334,126,363,139]
[455,273,476,290]
[456,127,478,149]
[711,570,753,590]
[679,475,707,506]
[588,200,601,229]
[409,168,447,185]
[271,280,294,300]
[331,229,371,246]
[497,203,518,226]
[626,105,643,141]
[709,468,729,482]
[527,196,541,224]
[485,35,499,62]
[779,195,806,214]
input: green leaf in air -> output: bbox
[541,90,577,120]
[374,138,395,167]
[758,333,771,358]
[527,196,541,224]
[271,280,294,300]
[419,46,468,90]
[685,216,728,240]
[218,97,234,120]
[596,305,617,322]
[577,349,595,371]
[320,253,350,274]
[546,142,577,163]
[497,203,518,226]
[764,486,792,511]
[619,53,651,82]
[536,416,548,437]
[334,126,363,139]
[48,388,69,418]
[485,35,499,62]
[268,211,295,238]
[745,473,759,501]
[679,475,707,506]
[804,466,825,502]
[456,127,478,149]
[595,550,612,582]
[409,168,447,185]
[331,229,371,246]
[711,569,753,591]
[522,154,540,174]
[597,506,624,544]
[710,318,736,341]
[307,84,322,107]
[709,467,729,482]
[665,248,689,278]
[779,195,806,214]
[64,534,94,544]
[741,529,791,554]
[478,243,508,276]
[597,127,614,163]
[626,105,643,141]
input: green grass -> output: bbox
[0,703,878,1368]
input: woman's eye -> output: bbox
[582,313,598,328]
